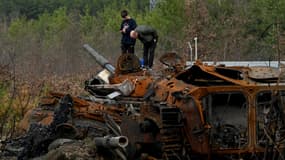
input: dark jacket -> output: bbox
[120,18,137,45]
[135,25,158,44]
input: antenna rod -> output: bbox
[194,37,198,60]
[187,42,193,63]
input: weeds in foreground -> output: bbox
[0,63,91,140]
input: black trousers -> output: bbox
[143,41,157,68]
[121,43,135,54]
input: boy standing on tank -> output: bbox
[120,10,137,54]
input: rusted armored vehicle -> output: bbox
[2,44,285,160]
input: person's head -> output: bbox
[130,30,138,39]
[121,10,128,19]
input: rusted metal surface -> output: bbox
[3,45,285,160]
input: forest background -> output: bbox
[0,0,285,138]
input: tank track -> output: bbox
[159,106,188,160]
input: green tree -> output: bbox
[246,0,285,59]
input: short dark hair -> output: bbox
[121,10,128,18]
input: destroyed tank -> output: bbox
[2,44,285,160]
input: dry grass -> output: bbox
[0,58,98,139]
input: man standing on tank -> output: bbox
[120,10,137,54]
[130,25,158,69]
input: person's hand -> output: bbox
[122,26,128,33]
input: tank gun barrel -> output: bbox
[94,136,128,148]
[83,44,115,74]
